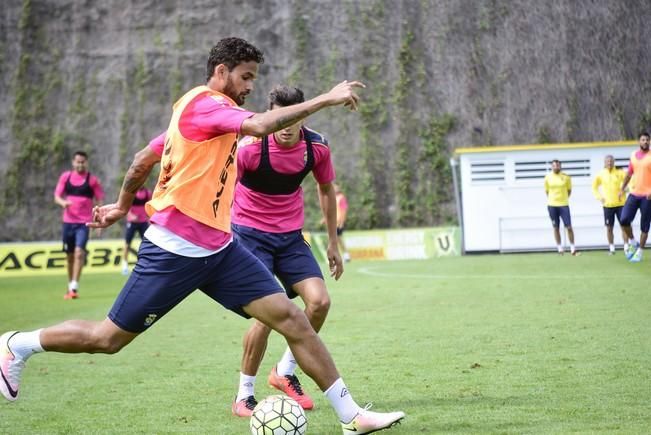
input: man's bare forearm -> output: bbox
[123,162,152,194]
[242,96,328,136]
[117,147,160,210]
[319,184,338,243]
[621,173,632,191]
[271,107,318,131]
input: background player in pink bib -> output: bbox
[53,151,104,299]
[121,186,152,275]
[231,85,343,416]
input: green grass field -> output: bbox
[0,251,649,434]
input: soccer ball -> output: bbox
[249,394,307,435]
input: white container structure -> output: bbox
[453,140,639,253]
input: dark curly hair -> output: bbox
[268,85,305,109]
[206,37,264,81]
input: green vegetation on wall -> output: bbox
[288,0,309,87]
[393,9,456,227]
[0,0,68,240]
[394,29,417,227]
[349,0,389,229]
[417,114,456,224]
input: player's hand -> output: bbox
[61,200,73,208]
[327,243,344,280]
[87,203,128,229]
[324,80,366,111]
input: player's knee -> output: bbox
[87,328,129,354]
[94,336,127,354]
[306,294,331,318]
[278,305,314,338]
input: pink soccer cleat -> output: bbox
[268,366,314,410]
[64,290,78,300]
[232,395,258,417]
[0,331,25,402]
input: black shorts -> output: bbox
[108,238,284,333]
[547,206,571,228]
[62,223,89,253]
[125,221,149,244]
[603,206,623,228]
[232,224,323,299]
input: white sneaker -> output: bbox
[341,405,405,435]
[0,331,25,402]
[121,262,129,275]
[343,252,351,263]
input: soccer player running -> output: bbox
[544,159,578,255]
[53,151,104,299]
[619,131,651,263]
[121,185,152,275]
[0,38,404,435]
[231,85,343,417]
[592,154,632,255]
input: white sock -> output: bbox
[570,244,576,253]
[324,378,361,423]
[69,280,78,291]
[609,244,615,252]
[9,330,44,361]
[624,242,629,251]
[122,260,128,268]
[276,348,298,377]
[236,373,256,402]
[557,245,563,253]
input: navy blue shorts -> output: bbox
[108,238,284,333]
[547,206,572,228]
[232,224,323,299]
[620,194,651,233]
[62,223,89,253]
[603,206,623,228]
[125,221,149,244]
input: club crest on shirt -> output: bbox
[237,135,259,148]
[210,95,226,104]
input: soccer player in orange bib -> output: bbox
[619,131,651,262]
[1,38,404,435]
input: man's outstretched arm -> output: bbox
[241,80,365,137]
[87,146,161,228]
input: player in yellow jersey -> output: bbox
[592,155,633,255]
[544,159,578,255]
